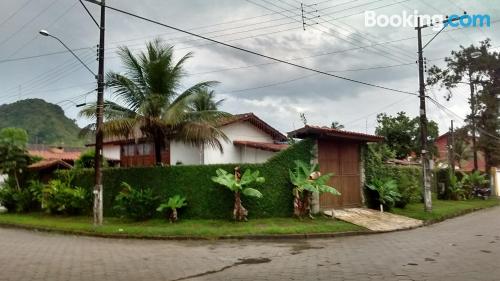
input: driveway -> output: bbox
[0,207,499,281]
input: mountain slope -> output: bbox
[0,99,84,146]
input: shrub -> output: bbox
[42,179,90,215]
[0,182,38,213]
[212,167,264,221]
[56,139,314,219]
[289,160,339,218]
[364,144,422,209]
[114,182,159,220]
[366,178,401,212]
[157,195,187,222]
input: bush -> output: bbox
[0,182,39,213]
[41,178,90,215]
[114,182,159,220]
[366,178,401,212]
[364,144,422,209]
[57,139,314,219]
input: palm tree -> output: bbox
[190,88,224,111]
[80,39,229,165]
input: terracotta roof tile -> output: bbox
[288,125,383,142]
[28,148,81,161]
[28,159,72,170]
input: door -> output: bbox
[318,139,361,209]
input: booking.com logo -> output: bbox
[364,10,491,30]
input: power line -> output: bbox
[0,0,61,50]
[248,0,411,64]
[0,0,36,29]
[92,1,417,96]
[426,96,500,141]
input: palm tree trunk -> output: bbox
[233,191,248,221]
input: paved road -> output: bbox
[1,207,499,281]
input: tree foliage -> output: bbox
[0,127,30,190]
[427,39,500,170]
[79,39,230,165]
[0,99,84,146]
[375,112,438,159]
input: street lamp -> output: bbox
[471,51,482,59]
[39,16,106,226]
[39,29,97,79]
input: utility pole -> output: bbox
[448,120,454,172]
[416,17,432,212]
[93,0,105,226]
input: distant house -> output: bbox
[94,113,288,167]
[434,132,486,171]
[28,145,82,166]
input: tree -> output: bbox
[0,128,30,190]
[211,167,264,221]
[331,121,344,130]
[80,39,229,165]
[427,39,500,171]
[375,112,438,159]
[189,87,224,111]
[289,160,339,218]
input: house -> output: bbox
[27,159,73,183]
[28,145,82,166]
[288,125,383,210]
[97,113,289,167]
[434,132,486,171]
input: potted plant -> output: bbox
[366,178,401,212]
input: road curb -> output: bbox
[0,205,496,241]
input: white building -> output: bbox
[97,113,288,166]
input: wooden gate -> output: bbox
[317,139,361,209]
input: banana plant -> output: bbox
[366,178,401,212]
[157,195,187,222]
[289,160,339,218]
[211,167,264,221]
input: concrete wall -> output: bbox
[103,144,121,161]
[170,141,201,165]
[204,122,275,164]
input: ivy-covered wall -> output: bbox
[61,139,314,219]
[364,145,422,208]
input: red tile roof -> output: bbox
[28,148,81,161]
[28,159,73,170]
[288,125,384,142]
[219,113,287,142]
[233,140,289,152]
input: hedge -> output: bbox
[364,145,423,208]
[58,139,314,219]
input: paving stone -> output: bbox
[0,206,499,280]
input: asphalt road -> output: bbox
[0,206,499,281]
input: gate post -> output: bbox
[310,140,320,214]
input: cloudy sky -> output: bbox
[0,0,498,137]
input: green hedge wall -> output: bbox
[60,139,314,219]
[364,145,423,208]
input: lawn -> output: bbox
[391,198,500,222]
[0,213,364,239]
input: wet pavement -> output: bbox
[0,206,499,281]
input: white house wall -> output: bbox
[204,122,276,164]
[240,147,275,163]
[103,144,121,161]
[170,141,200,165]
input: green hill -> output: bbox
[0,99,84,146]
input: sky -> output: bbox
[0,0,498,138]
